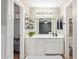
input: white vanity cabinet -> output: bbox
[26,38,45,56]
[36,39,45,56]
[26,39,37,56]
[26,37,64,56]
[44,39,64,55]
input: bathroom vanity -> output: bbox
[25,35,64,56]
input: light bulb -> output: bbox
[44,20,48,24]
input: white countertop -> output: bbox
[26,34,64,39]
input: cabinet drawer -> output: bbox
[45,39,64,54]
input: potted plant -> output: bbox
[28,32,35,37]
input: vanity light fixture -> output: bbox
[44,20,48,24]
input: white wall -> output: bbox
[19,0,30,14]
[1,25,7,59]
[27,0,65,7]
[72,0,77,59]
[60,0,77,59]
[30,7,61,34]
[60,0,72,59]
[6,0,14,59]
[60,0,72,16]
[1,0,7,59]
[1,0,30,59]
[30,7,60,18]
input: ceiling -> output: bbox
[27,0,65,7]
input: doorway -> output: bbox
[66,2,73,59]
[14,3,20,59]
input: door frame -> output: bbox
[14,0,25,59]
[6,0,25,59]
[65,0,72,59]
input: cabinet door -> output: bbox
[36,39,44,56]
[26,39,37,56]
[45,39,64,54]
